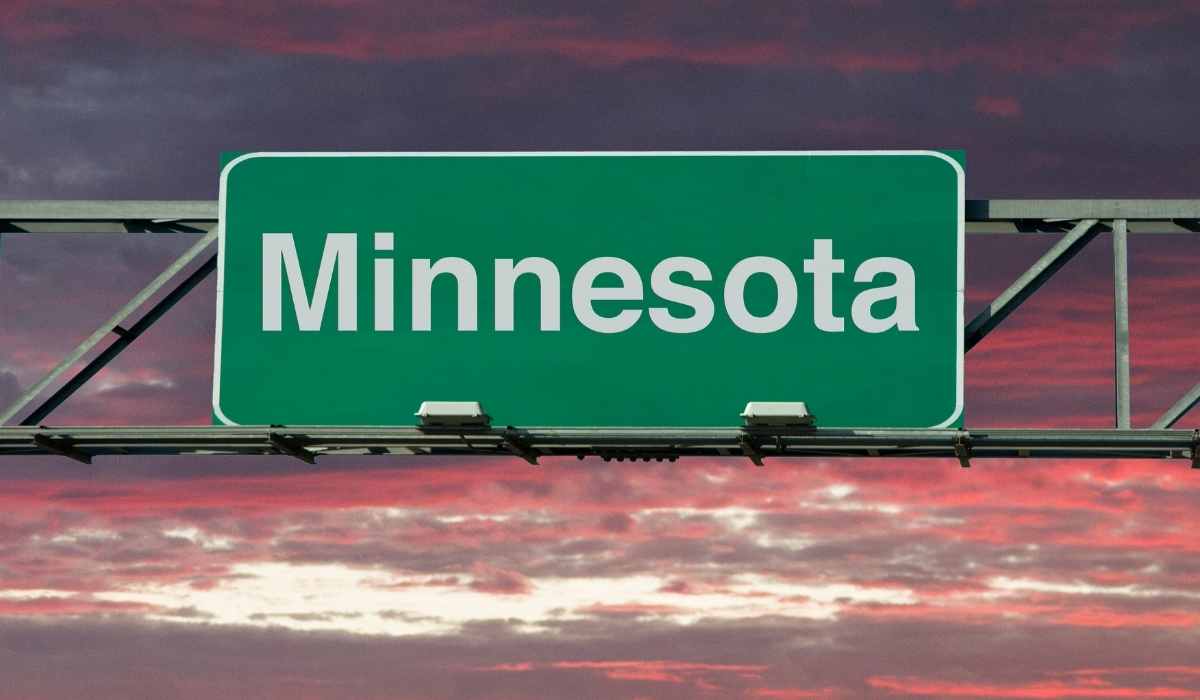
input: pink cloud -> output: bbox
[869,674,1196,697]
[0,595,157,617]
[475,659,769,691]
[553,660,766,683]
[575,602,683,618]
[468,562,533,595]
[752,689,842,699]
[1,0,1196,75]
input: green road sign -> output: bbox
[214,151,963,428]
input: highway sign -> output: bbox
[214,151,963,427]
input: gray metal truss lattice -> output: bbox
[2,199,1199,465]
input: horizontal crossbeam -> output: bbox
[2,200,1199,234]
[965,199,1200,220]
[0,426,1195,463]
[0,200,216,221]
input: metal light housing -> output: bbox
[740,402,815,428]
[415,401,491,428]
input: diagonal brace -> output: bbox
[1,231,217,426]
[1151,382,1200,429]
[965,219,1099,351]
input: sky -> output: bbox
[2,1,1200,698]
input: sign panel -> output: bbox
[214,152,963,427]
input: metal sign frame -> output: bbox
[1,198,1198,466]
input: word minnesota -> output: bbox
[262,233,920,335]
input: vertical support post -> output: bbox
[1112,219,1131,429]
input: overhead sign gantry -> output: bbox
[0,153,1198,465]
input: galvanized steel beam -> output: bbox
[965,220,1199,235]
[2,200,1199,234]
[0,231,217,425]
[965,219,1099,351]
[1112,219,1132,428]
[0,426,1195,462]
[0,200,216,221]
[17,254,218,426]
[2,198,1198,443]
[1152,382,1200,429]
[966,199,1200,220]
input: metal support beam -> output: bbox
[965,199,1200,220]
[1151,382,1200,429]
[0,231,217,425]
[1113,219,1131,429]
[5,200,1200,234]
[1,426,1197,462]
[2,198,1198,463]
[0,200,216,221]
[17,253,217,426]
[965,219,1099,351]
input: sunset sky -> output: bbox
[2,1,1200,698]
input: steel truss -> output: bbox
[2,199,1199,465]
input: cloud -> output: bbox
[868,674,1196,697]
[1,2,1200,698]
[0,615,1198,699]
[2,0,1196,79]
[3,454,1200,654]
[0,595,156,616]
[975,95,1022,118]
[468,563,534,595]
[481,659,768,687]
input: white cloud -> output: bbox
[91,562,916,637]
